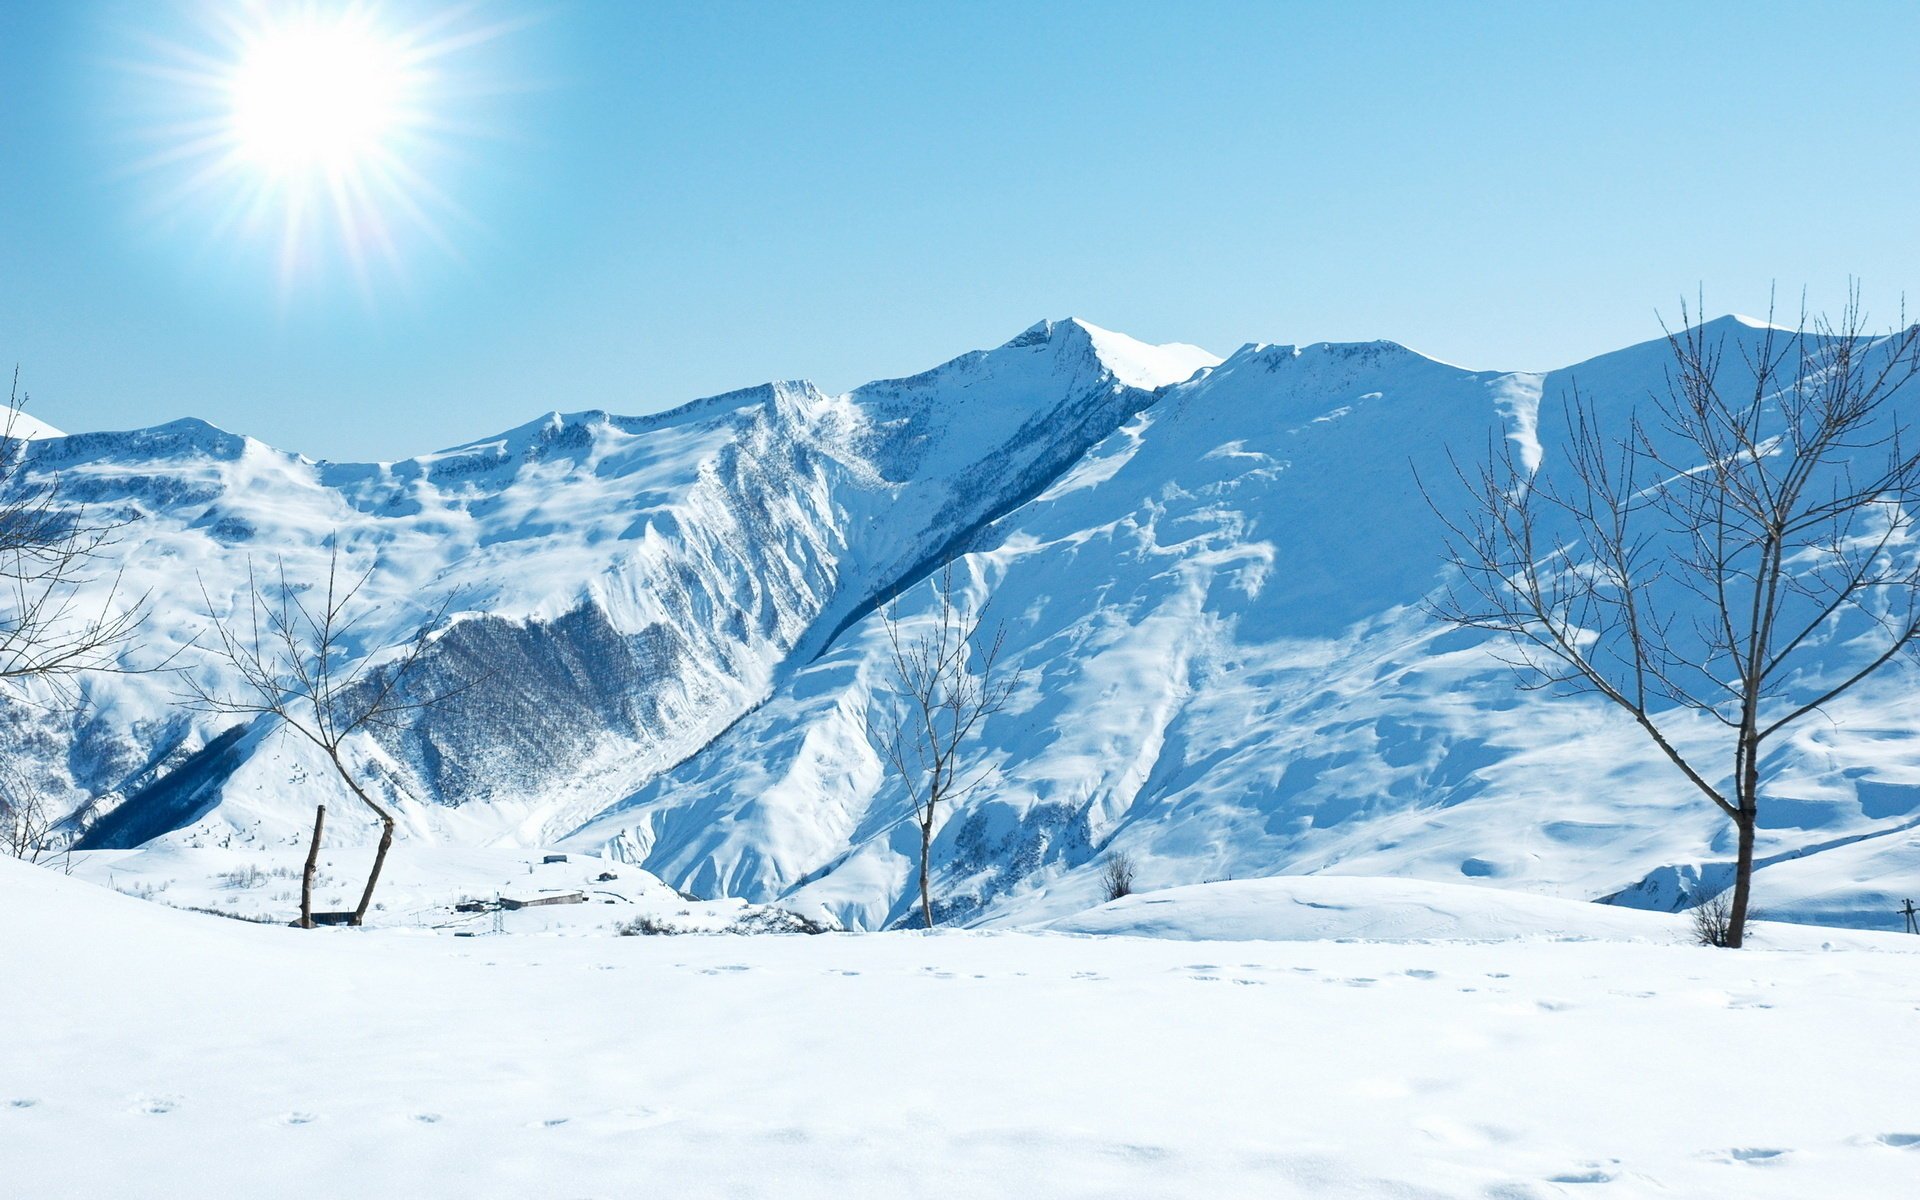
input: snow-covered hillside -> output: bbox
[6,856,1920,1199]
[8,316,1919,932]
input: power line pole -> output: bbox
[1902,898,1918,935]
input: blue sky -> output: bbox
[1,0,1916,461]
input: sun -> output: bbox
[121,2,517,298]
[227,11,415,180]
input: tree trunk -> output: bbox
[1724,724,1762,949]
[352,815,394,927]
[1727,811,1756,949]
[299,804,325,929]
[919,817,934,929]
[327,747,397,928]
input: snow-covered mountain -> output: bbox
[12,316,1919,930]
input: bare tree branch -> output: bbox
[866,561,1018,928]
[1423,287,1920,947]
[181,541,470,926]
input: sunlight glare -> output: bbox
[121,2,518,300]
[228,15,412,178]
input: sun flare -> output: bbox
[123,2,514,297]
[227,13,414,179]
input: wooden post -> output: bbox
[299,804,326,929]
[1902,898,1918,935]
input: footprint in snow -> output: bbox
[1072,971,1107,981]
[1187,974,1219,982]
[412,1113,442,1125]
[541,1117,569,1128]
[7,1099,36,1109]
[1878,1133,1920,1148]
[1546,1166,1615,1184]
[282,1112,317,1126]
[1726,1147,1787,1163]
[1344,978,1378,988]
[136,1097,178,1115]
[1403,969,1438,980]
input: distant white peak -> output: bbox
[1668,313,1796,339]
[1726,312,1796,332]
[1212,338,1453,373]
[1011,318,1223,390]
[1,407,64,440]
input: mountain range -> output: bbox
[12,316,1918,930]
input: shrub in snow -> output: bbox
[1690,892,1748,948]
[217,865,267,890]
[616,914,683,936]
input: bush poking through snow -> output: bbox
[617,909,830,936]
[616,915,683,936]
[729,908,830,935]
[182,905,279,924]
[217,865,267,890]
[1690,892,1747,948]
[1101,851,1136,902]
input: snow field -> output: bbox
[6,858,1920,1198]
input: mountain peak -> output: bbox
[1005,317,1221,390]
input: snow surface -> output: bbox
[7,856,1920,1198]
[5,315,1919,937]
[1063,317,1221,389]
[61,844,836,935]
[1,406,64,439]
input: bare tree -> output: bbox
[183,546,462,927]
[1689,891,1746,948]
[1100,850,1136,902]
[1428,290,1920,947]
[872,563,1018,929]
[1,780,54,862]
[0,370,155,862]
[0,369,146,695]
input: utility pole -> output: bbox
[1901,898,1918,935]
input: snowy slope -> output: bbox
[571,320,1920,931]
[1,406,64,439]
[8,319,1214,859]
[9,316,1920,935]
[7,855,1920,1199]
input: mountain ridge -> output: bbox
[13,314,1915,932]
